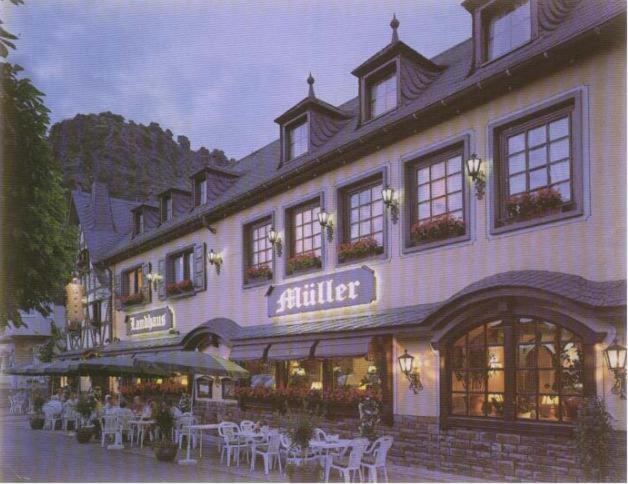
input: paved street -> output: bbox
[0,414,476,482]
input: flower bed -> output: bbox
[119,382,187,398]
[505,187,563,222]
[410,214,466,245]
[166,279,194,296]
[338,237,384,263]
[121,292,144,306]
[287,252,321,274]
[246,265,272,283]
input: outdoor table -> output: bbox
[238,429,270,459]
[178,423,220,465]
[129,419,155,448]
[310,438,352,483]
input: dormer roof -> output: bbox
[156,187,191,198]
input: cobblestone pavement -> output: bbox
[0,414,478,482]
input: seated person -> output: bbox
[141,399,154,419]
[131,396,143,416]
[103,394,115,414]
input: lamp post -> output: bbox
[317,210,334,242]
[381,185,399,224]
[604,338,627,399]
[466,153,486,200]
[397,349,423,394]
[267,227,282,257]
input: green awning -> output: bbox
[133,351,248,379]
[6,360,78,376]
[77,355,163,376]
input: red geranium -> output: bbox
[338,237,383,262]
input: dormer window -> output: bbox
[161,194,173,223]
[194,176,207,207]
[134,211,144,235]
[288,118,308,160]
[485,0,531,61]
[368,68,398,119]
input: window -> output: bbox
[196,376,213,399]
[408,148,466,247]
[345,180,384,247]
[194,176,207,207]
[288,119,308,160]
[90,301,102,324]
[287,200,322,274]
[169,250,194,284]
[331,357,372,390]
[495,102,577,229]
[123,266,143,296]
[161,195,173,222]
[449,317,585,424]
[222,379,236,400]
[368,71,397,119]
[134,211,144,235]
[288,360,323,391]
[244,218,273,283]
[485,0,531,61]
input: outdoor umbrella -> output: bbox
[132,351,248,379]
[76,355,163,376]
[5,363,42,376]
[42,359,80,376]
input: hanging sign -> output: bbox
[266,266,376,317]
[125,307,173,335]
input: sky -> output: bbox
[4,1,471,161]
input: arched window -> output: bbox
[448,317,586,425]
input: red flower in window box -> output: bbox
[505,187,563,221]
[120,292,144,306]
[287,252,321,274]
[246,265,272,282]
[166,279,194,296]
[410,214,466,245]
[338,237,384,262]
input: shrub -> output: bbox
[32,393,45,414]
[76,395,95,421]
[575,397,614,481]
[154,406,176,442]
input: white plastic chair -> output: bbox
[176,414,199,449]
[280,434,319,469]
[221,427,247,467]
[240,420,256,432]
[314,428,328,441]
[361,436,393,483]
[101,415,121,448]
[62,407,79,431]
[43,405,61,430]
[330,438,369,483]
[250,432,282,475]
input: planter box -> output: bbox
[505,206,562,224]
[338,246,384,263]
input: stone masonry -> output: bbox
[195,401,627,482]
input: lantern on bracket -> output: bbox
[465,153,486,200]
[604,338,627,399]
[397,349,423,394]
[267,227,283,257]
[317,210,334,242]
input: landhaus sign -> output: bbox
[267,266,376,317]
[126,307,173,335]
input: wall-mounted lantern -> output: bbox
[397,349,423,394]
[267,227,283,257]
[208,249,223,275]
[317,210,334,242]
[146,272,163,291]
[604,338,627,399]
[381,185,399,224]
[466,153,486,200]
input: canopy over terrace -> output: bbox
[132,351,248,379]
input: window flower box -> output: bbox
[119,382,187,398]
[120,292,144,307]
[246,265,272,284]
[505,187,564,223]
[410,214,466,245]
[338,237,384,263]
[166,279,194,297]
[287,252,321,275]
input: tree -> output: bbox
[0,62,77,327]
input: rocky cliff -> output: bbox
[49,112,235,201]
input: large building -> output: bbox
[58,0,626,480]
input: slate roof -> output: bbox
[232,271,627,341]
[99,0,626,264]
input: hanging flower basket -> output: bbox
[287,252,321,274]
[505,187,563,223]
[246,265,272,283]
[410,214,466,245]
[166,279,194,296]
[121,292,144,306]
[338,237,384,263]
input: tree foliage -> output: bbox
[0,62,77,327]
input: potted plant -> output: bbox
[410,214,465,245]
[29,393,45,430]
[358,396,381,442]
[153,405,178,462]
[575,397,614,481]
[338,237,384,263]
[75,395,96,443]
[284,409,323,482]
[246,264,272,283]
[287,252,321,274]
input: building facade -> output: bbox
[64,0,627,480]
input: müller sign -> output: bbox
[267,266,376,317]
[126,307,173,335]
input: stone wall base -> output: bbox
[195,401,627,482]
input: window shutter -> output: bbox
[193,243,206,291]
[113,272,122,310]
[141,262,151,302]
[158,258,166,300]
